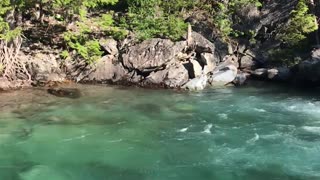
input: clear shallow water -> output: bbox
[1,83,320,180]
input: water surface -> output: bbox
[0,83,320,180]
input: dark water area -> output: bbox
[0,83,320,180]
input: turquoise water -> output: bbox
[0,83,320,180]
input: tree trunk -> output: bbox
[187,23,192,47]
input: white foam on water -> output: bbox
[178,127,189,133]
[253,108,266,112]
[218,113,228,120]
[177,125,193,133]
[284,100,320,117]
[107,139,123,143]
[61,134,90,142]
[246,133,260,144]
[202,124,213,134]
[301,126,320,134]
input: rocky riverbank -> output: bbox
[1,0,320,91]
[1,31,320,91]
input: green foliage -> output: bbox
[123,0,189,41]
[60,50,70,59]
[63,25,103,64]
[94,13,128,40]
[0,0,22,41]
[211,0,262,39]
[0,0,11,17]
[267,48,304,67]
[277,0,318,46]
[64,34,103,63]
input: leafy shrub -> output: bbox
[122,0,188,41]
[277,0,318,46]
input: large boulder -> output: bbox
[240,55,255,70]
[208,63,238,86]
[190,32,215,53]
[29,53,65,83]
[182,75,207,91]
[144,62,189,88]
[85,55,128,83]
[164,63,189,88]
[122,39,186,72]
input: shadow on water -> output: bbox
[78,162,147,180]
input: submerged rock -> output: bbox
[47,88,81,99]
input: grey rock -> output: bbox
[267,67,291,81]
[145,70,167,85]
[99,38,118,55]
[292,57,320,85]
[208,64,238,86]
[222,55,239,68]
[0,78,11,91]
[200,53,217,74]
[0,78,31,91]
[164,63,189,88]
[233,72,249,86]
[86,55,127,83]
[144,62,189,88]
[252,67,291,81]
[312,48,320,61]
[29,53,65,83]
[238,44,247,54]
[240,55,255,69]
[182,75,207,91]
[122,39,186,72]
[190,60,203,78]
[252,68,268,78]
[127,71,144,84]
[190,32,215,53]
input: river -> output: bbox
[0,83,320,180]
